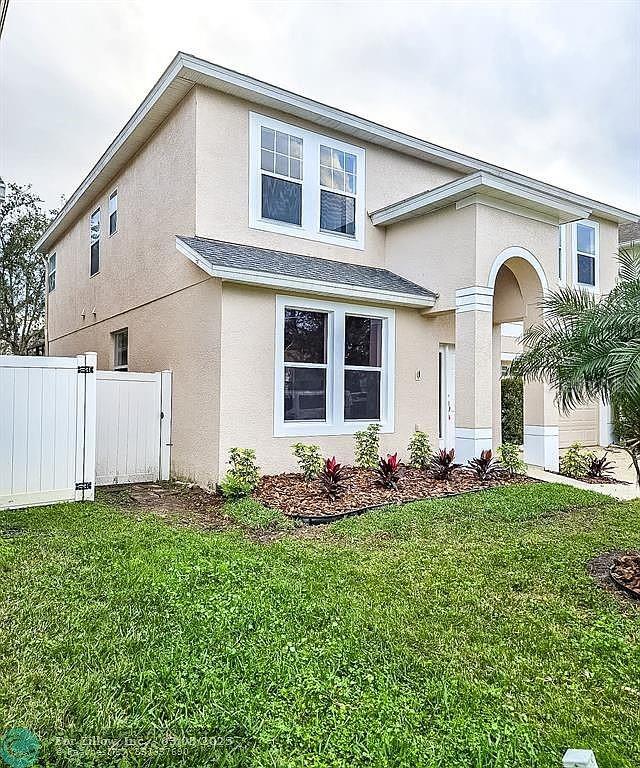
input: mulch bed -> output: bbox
[576,475,628,485]
[610,553,640,598]
[588,551,640,606]
[256,467,534,522]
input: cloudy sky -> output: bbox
[1,0,639,213]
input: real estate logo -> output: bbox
[0,728,40,768]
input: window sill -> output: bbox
[250,218,364,251]
[274,419,393,438]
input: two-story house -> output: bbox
[38,53,638,484]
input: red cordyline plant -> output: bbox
[467,449,503,482]
[428,448,461,480]
[320,456,345,500]
[376,453,403,489]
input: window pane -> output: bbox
[290,136,303,159]
[90,241,100,276]
[332,169,345,191]
[577,253,595,286]
[577,223,595,254]
[346,173,356,194]
[344,370,380,420]
[276,131,289,155]
[345,153,357,174]
[320,190,355,235]
[90,210,100,243]
[289,158,302,180]
[262,175,302,226]
[275,153,289,176]
[331,148,344,170]
[320,145,332,167]
[284,309,327,363]
[261,126,275,150]
[284,367,326,421]
[109,191,117,215]
[320,165,332,188]
[109,210,117,236]
[261,149,274,172]
[345,316,382,366]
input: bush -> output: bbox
[501,375,523,445]
[219,474,254,499]
[428,449,461,481]
[227,447,260,490]
[408,430,432,469]
[467,449,503,482]
[376,453,403,489]
[291,443,323,481]
[586,453,615,479]
[320,457,345,500]
[497,443,527,477]
[559,442,595,479]
[354,424,381,469]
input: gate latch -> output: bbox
[77,366,94,374]
[75,481,92,491]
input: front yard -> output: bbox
[1,484,639,767]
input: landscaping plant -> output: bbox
[227,447,260,491]
[586,452,616,480]
[354,423,381,469]
[497,443,527,477]
[376,453,403,489]
[467,449,503,482]
[408,430,432,469]
[501,375,523,445]
[559,442,594,479]
[428,448,461,480]
[291,443,323,481]
[320,456,345,500]
[219,475,255,500]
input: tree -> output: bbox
[511,244,640,484]
[0,183,53,354]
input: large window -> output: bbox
[275,296,394,436]
[250,113,366,249]
[108,190,118,236]
[574,219,598,289]
[47,252,56,293]
[90,208,100,276]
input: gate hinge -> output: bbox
[75,481,92,491]
[77,365,94,374]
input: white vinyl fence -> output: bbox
[1,352,172,510]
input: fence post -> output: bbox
[75,352,97,501]
[563,749,598,768]
[160,370,172,481]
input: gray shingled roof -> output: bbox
[177,236,437,300]
[619,220,640,244]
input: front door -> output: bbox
[438,344,455,450]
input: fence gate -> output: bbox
[0,353,96,510]
[95,370,171,486]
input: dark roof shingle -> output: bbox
[619,220,640,245]
[177,236,436,300]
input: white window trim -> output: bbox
[558,223,567,284]
[249,112,366,250]
[108,189,118,237]
[572,219,599,292]
[274,295,394,437]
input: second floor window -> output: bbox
[574,220,598,289]
[250,113,366,249]
[90,208,100,276]
[109,190,118,236]
[47,252,56,292]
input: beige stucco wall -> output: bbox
[50,279,222,484]
[217,282,450,477]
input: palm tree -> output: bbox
[511,244,640,484]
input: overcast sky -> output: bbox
[1,0,639,214]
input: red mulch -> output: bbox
[256,467,534,521]
[610,553,640,598]
[578,475,629,485]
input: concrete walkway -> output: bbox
[528,448,639,501]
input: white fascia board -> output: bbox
[371,172,592,226]
[176,238,435,309]
[37,53,638,252]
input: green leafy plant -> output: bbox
[467,449,503,482]
[354,423,381,469]
[291,443,323,481]
[219,474,254,499]
[497,443,527,477]
[408,430,432,469]
[428,448,461,481]
[501,375,523,445]
[376,453,403,489]
[586,453,616,480]
[320,457,345,500]
[227,447,260,491]
[559,442,595,479]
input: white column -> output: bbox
[599,397,613,447]
[454,286,494,464]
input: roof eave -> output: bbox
[176,237,436,309]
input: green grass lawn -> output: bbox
[1,484,639,767]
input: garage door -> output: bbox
[559,401,599,447]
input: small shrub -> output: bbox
[291,443,323,481]
[501,375,524,445]
[559,442,594,479]
[467,449,503,482]
[586,453,616,479]
[497,443,527,477]
[320,457,345,500]
[376,453,403,489]
[354,424,381,469]
[219,474,254,499]
[408,430,432,469]
[428,448,461,481]
[227,447,260,490]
